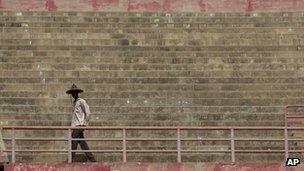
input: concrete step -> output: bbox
[0,34,302,47]
[1,29,303,38]
[0,37,300,46]
[2,21,304,28]
[2,14,304,24]
[0,45,301,51]
[0,89,302,98]
[0,119,283,127]
[1,56,303,64]
[0,91,47,97]
[0,62,302,71]
[0,83,303,93]
[0,97,303,106]
[1,28,301,36]
[4,141,284,151]
[0,113,284,123]
[0,83,302,92]
[0,76,304,84]
[3,27,304,34]
[0,115,284,127]
[10,153,286,162]
[1,49,303,58]
[1,14,304,22]
[1,11,303,18]
[0,70,300,78]
[0,105,283,114]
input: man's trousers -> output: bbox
[71,129,96,162]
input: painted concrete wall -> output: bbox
[1,0,304,12]
[3,162,302,171]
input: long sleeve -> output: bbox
[71,98,91,127]
[80,99,91,125]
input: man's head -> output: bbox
[66,83,83,100]
[70,91,79,99]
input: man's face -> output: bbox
[71,92,78,99]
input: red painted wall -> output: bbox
[3,162,302,171]
[1,0,304,12]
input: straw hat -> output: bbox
[66,83,84,94]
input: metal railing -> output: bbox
[285,105,304,127]
[1,126,304,163]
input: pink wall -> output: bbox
[4,162,301,171]
[1,0,304,12]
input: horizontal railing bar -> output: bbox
[284,127,304,130]
[289,150,304,152]
[0,126,225,130]
[286,113,304,116]
[126,138,229,141]
[4,138,67,141]
[72,138,122,141]
[72,150,123,152]
[234,139,284,141]
[2,138,123,141]
[181,138,230,141]
[2,126,304,130]
[2,138,178,141]
[1,126,124,130]
[3,149,123,152]
[5,149,303,153]
[286,106,304,108]
[11,149,239,153]
[3,138,301,141]
[235,150,304,153]
[1,138,231,141]
[124,150,177,153]
[181,150,231,153]
[4,149,194,153]
[286,115,304,118]
[3,150,67,152]
[235,150,285,153]
[125,138,177,141]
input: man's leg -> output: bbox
[78,130,96,162]
[71,129,80,162]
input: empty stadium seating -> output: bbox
[1,11,304,162]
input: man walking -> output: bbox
[66,83,96,162]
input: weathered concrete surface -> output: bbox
[3,162,301,171]
[5,163,111,171]
[1,0,304,12]
[0,128,8,163]
[2,10,304,162]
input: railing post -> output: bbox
[230,128,235,163]
[68,128,72,163]
[284,127,289,160]
[284,106,287,127]
[177,128,181,163]
[11,128,16,163]
[122,128,127,162]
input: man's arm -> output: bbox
[80,100,91,124]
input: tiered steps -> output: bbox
[1,11,303,162]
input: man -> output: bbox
[66,83,96,162]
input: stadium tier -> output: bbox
[1,11,304,163]
[1,0,304,167]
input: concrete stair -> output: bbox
[1,11,304,162]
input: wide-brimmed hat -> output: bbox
[66,83,84,94]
